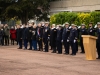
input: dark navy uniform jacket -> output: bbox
[97,28,100,43]
[87,27,95,36]
[22,27,29,40]
[43,27,50,39]
[57,29,63,41]
[69,29,78,42]
[79,28,87,39]
[62,27,70,41]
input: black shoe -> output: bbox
[96,57,100,59]
[28,48,32,50]
[80,52,85,53]
[57,53,62,54]
[70,54,76,56]
[51,51,56,53]
[18,48,22,49]
[23,48,27,50]
[64,53,69,55]
[44,51,48,52]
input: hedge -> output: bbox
[50,11,100,27]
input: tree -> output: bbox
[0,0,54,24]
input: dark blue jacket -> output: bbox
[16,28,22,40]
[27,27,33,40]
[43,27,50,39]
[62,28,70,40]
[22,27,29,40]
[57,29,63,41]
[69,29,78,41]
[0,29,4,38]
[87,27,95,36]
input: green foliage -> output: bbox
[50,12,77,25]
[50,11,100,27]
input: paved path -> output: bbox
[0,45,100,75]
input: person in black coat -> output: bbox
[22,25,29,50]
[56,25,63,54]
[96,22,100,59]
[0,27,4,45]
[87,22,95,36]
[74,26,79,53]
[50,24,57,53]
[27,24,33,50]
[69,24,78,55]
[32,24,37,50]
[43,22,50,52]
[62,22,70,55]
[37,23,43,51]
[79,24,88,53]
[16,25,23,49]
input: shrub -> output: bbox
[50,11,100,26]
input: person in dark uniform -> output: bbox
[50,24,57,53]
[49,25,53,50]
[74,25,79,53]
[43,22,50,52]
[27,23,33,50]
[56,25,63,54]
[62,22,70,55]
[22,25,29,50]
[37,23,43,51]
[96,22,100,59]
[16,25,23,49]
[32,24,37,50]
[87,22,95,36]
[69,24,78,55]
[79,24,87,53]
[0,25,4,46]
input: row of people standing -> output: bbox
[16,22,100,59]
[16,22,79,55]
[0,24,17,46]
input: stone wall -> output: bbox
[50,0,100,13]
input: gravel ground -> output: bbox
[0,45,100,75]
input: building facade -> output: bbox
[50,0,100,14]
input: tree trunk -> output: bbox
[21,11,28,25]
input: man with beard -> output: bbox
[50,24,57,53]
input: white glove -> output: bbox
[90,30,92,32]
[61,40,63,42]
[67,40,69,42]
[48,37,50,40]
[74,40,76,43]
